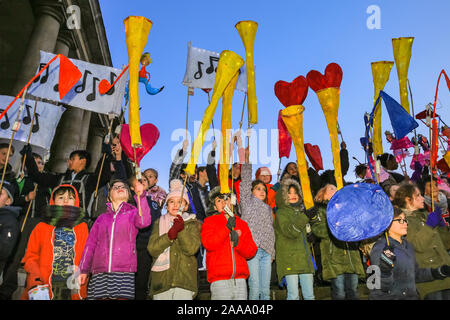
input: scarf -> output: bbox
[424,192,448,213]
[151,212,196,272]
[42,205,84,228]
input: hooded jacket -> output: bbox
[79,193,151,275]
[239,163,275,260]
[0,206,21,262]
[147,213,201,297]
[201,212,257,284]
[20,221,88,300]
[369,236,435,300]
[401,208,450,299]
[311,202,365,281]
[423,199,450,251]
[273,178,316,281]
[20,185,88,300]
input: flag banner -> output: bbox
[0,95,64,150]
[26,51,128,116]
[372,90,419,140]
[182,42,248,92]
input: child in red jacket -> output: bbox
[21,185,88,300]
[201,188,257,300]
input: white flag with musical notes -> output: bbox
[0,95,64,150]
[27,51,128,116]
[182,42,248,92]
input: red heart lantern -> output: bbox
[304,143,324,171]
[324,63,343,88]
[120,123,160,165]
[306,62,343,92]
[274,75,309,107]
[278,110,292,159]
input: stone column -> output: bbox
[46,27,86,173]
[86,114,108,173]
[12,0,64,95]
[79,110,92,150]
[53,28,73,56]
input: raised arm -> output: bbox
[206,141,219,190]
[169,140,188,183]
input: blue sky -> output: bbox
[99,0,450,191]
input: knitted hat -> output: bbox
[165,179,190,205]
[255,166,272,182]
[49,184,80,207]
[1,180,16,203]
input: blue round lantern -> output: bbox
[326,183,394,242]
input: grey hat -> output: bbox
[1,180,16,204]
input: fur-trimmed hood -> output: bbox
[275,177,304,209]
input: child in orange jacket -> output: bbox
[21,185,89,300]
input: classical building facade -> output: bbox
[0,0,112,173]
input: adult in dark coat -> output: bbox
[0,181,20,277]
[369,208,450,300]
[0,153,50,300]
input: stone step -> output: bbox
[196,284,369,300]
[196,270,369,300]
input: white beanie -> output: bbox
[165,179,190,205]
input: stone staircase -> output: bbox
[195,270,370,300]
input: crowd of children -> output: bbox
[0,129,449,301]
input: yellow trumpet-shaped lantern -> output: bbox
[219,72,239,194]
[235,20,258,125]
[371,61,394,159]
[185,51,244,176]
[316,87,343,190]
[280,105,314,209]
[392,37,414,115]
[124,16,152,147]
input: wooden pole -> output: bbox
[0,90,26,192]
[337,121,344,143]
[239,92,247,130]
[178,173,189,216]
[133,146,141,216]
[369,125,379,183]
[20,99,39,176]
[277,158,282,182]
[186,87,191,140]
[21,184,37,232]
[426,107,435,212]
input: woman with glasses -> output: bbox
[389,182,450,300]
[78,179,151,300]
[369,206,450,300]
